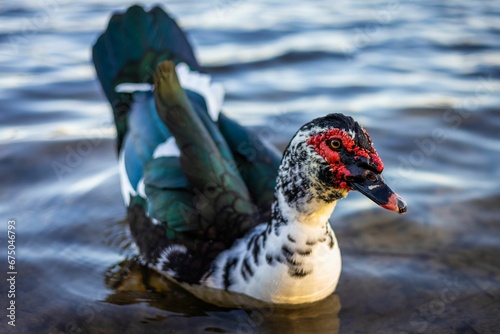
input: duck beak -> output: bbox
[348,172,407,214]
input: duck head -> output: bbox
[278,113,407,214]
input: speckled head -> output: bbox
[279,113,407,214]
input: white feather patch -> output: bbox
[115,83,153,93]
[137,177,147,198]
[151,218,162,225]
[175,62,225,121]
[153,137,181,158]
[118,149,136,206]
[156,245,188,275]
[114,63,225,123]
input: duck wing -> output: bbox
[92,5,280,283]
[152,61,258,244]
[218,114,281,218]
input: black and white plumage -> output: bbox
[93,5,407,305]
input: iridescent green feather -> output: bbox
[92,5,200,151]
[152,62,259,244]
[218,114,281,214]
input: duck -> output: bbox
[92,5,407,305]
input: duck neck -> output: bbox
[271,183,341,233]
[271,142,347,231]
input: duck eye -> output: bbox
[329,139,342,150]
[366,172,377,182]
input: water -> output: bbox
[1,0,499,333]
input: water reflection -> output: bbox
[104,258,341,333]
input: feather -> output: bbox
[218,114,281,214]
[153,61,259,243]
[92,5,200,151]
[93,5,282,285]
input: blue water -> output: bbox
[1,0,499,333]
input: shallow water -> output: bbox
[1,0,499,333]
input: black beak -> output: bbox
[347,168,407,214]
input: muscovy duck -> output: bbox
[93,5,407,305]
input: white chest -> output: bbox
[203,222,342,304]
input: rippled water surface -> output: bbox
[1,0,499,333]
